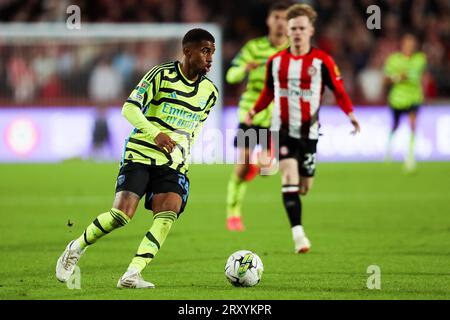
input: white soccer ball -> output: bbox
[224,250,264,287]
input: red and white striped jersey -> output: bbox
[253,47,353,140]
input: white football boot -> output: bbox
[294,235,311,254]
[117,268,155,289]
[56,240,85,282]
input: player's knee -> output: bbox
[113,203,136,219]
[282,173,298,186]
[152,195,182,214]
[114,205,135,219]
[113,191,140,218]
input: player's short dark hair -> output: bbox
[268,1,292,14]
[182,28,215,47]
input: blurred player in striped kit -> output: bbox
[246,4,360,253]
[384,33,427,172]
[226,2,290,231]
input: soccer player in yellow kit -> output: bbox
[226,2,289,231]
[384,33,427,172]
[56,29,218,289]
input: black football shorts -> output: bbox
[278,130,318,177]
[115,162,190,214]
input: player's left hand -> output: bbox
[348,112,361,135]
[350,119,361,135]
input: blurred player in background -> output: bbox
[246,4,360,253]
[56,28,218,288]
[90,105,112,161]
[384,33,427,172]
[226,2,290,231]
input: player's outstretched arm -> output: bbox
[226,61,260,84]
[226,40,259,84]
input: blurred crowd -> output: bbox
[0,41,180,105]
[0,0,449,106]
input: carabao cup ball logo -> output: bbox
[237,253,253,277]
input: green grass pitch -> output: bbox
[0,161,449,300]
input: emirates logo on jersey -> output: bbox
[307,65,317,76]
